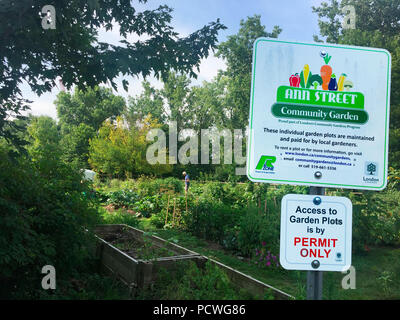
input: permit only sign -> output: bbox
[247,38,391,190]
[280,194,352,272]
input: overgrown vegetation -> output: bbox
[136,260,267,300]
[96,178,400,258]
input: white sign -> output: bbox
[280,194,352,272]
[247,38,391,190]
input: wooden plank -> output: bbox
[97,238,139,286]
[96,224,198,256]
[202,257,294,300]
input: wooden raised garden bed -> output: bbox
[94,224,293,300]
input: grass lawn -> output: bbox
[137,218,400,300]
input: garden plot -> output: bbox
[99,229,176,260]
[94,224,293,300]
[94,224,204,290]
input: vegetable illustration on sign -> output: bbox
[343,80,353,91]
[310,74,323,90]
[337,73,347,91]
[328,73,338,91]
[273,51,368,125]
[300,64,311,88]
[289,73,301,87]
[320,51,332,90]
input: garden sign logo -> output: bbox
[255,155,276,173]
[272,51,368,125]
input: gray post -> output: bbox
[307,186,325,300]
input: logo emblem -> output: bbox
[256,155,276,171]
[365,162,378,176]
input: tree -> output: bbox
[88,116,171,178]
[88,118,134,177]
[216,15,282,129]
[312,0,400,168]
[60,123,96,169]
[0,137,98,299]
[126,81,166,127]
[54,86,126,168]
[162,72,192,131]
[55,86,125,132]
[312,0,342,43]
[187,79,226,132]
[0,0,226,145]
[27,116,61,162]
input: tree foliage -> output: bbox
[0,0,225,144]
[312,0,400,168]
[216,15,282,129]
[27,116,61,162]
[56,86,125,132]
[89,116,171,178]
[126,81,166,127]
[60,123,96,169]
[54,86,126,168]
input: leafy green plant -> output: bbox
[237,207,280,256]
[377,270,394,296]
[105,189,139,208]
[222,226,240,251]
[334,190,400,252]
[149,213,165,229]
[388,167,400,191]
[134,196,157,217]
[136,177,183,197]
[98,207,139,227]
[183,199,240,244]
[0,146,98,299]
[137,260,256,300]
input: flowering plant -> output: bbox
[253,241,280,269]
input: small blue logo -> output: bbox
[365,162,378,176]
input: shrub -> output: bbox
[343,190,400,252]
[222,226,240,251]
[105,189,139,208]
[136,177,183,196]
[149,213,165,229]
[120,179,138,191]
[237,207,280,256]
[109,178,123,190]
[133,195,159,218]
[183,199,241,243]
[0,147,98,299]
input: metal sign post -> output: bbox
[307,186,325,300]
[307,269,323,300]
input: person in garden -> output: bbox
[182,171,190,193]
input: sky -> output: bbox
[23,0,326,119]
